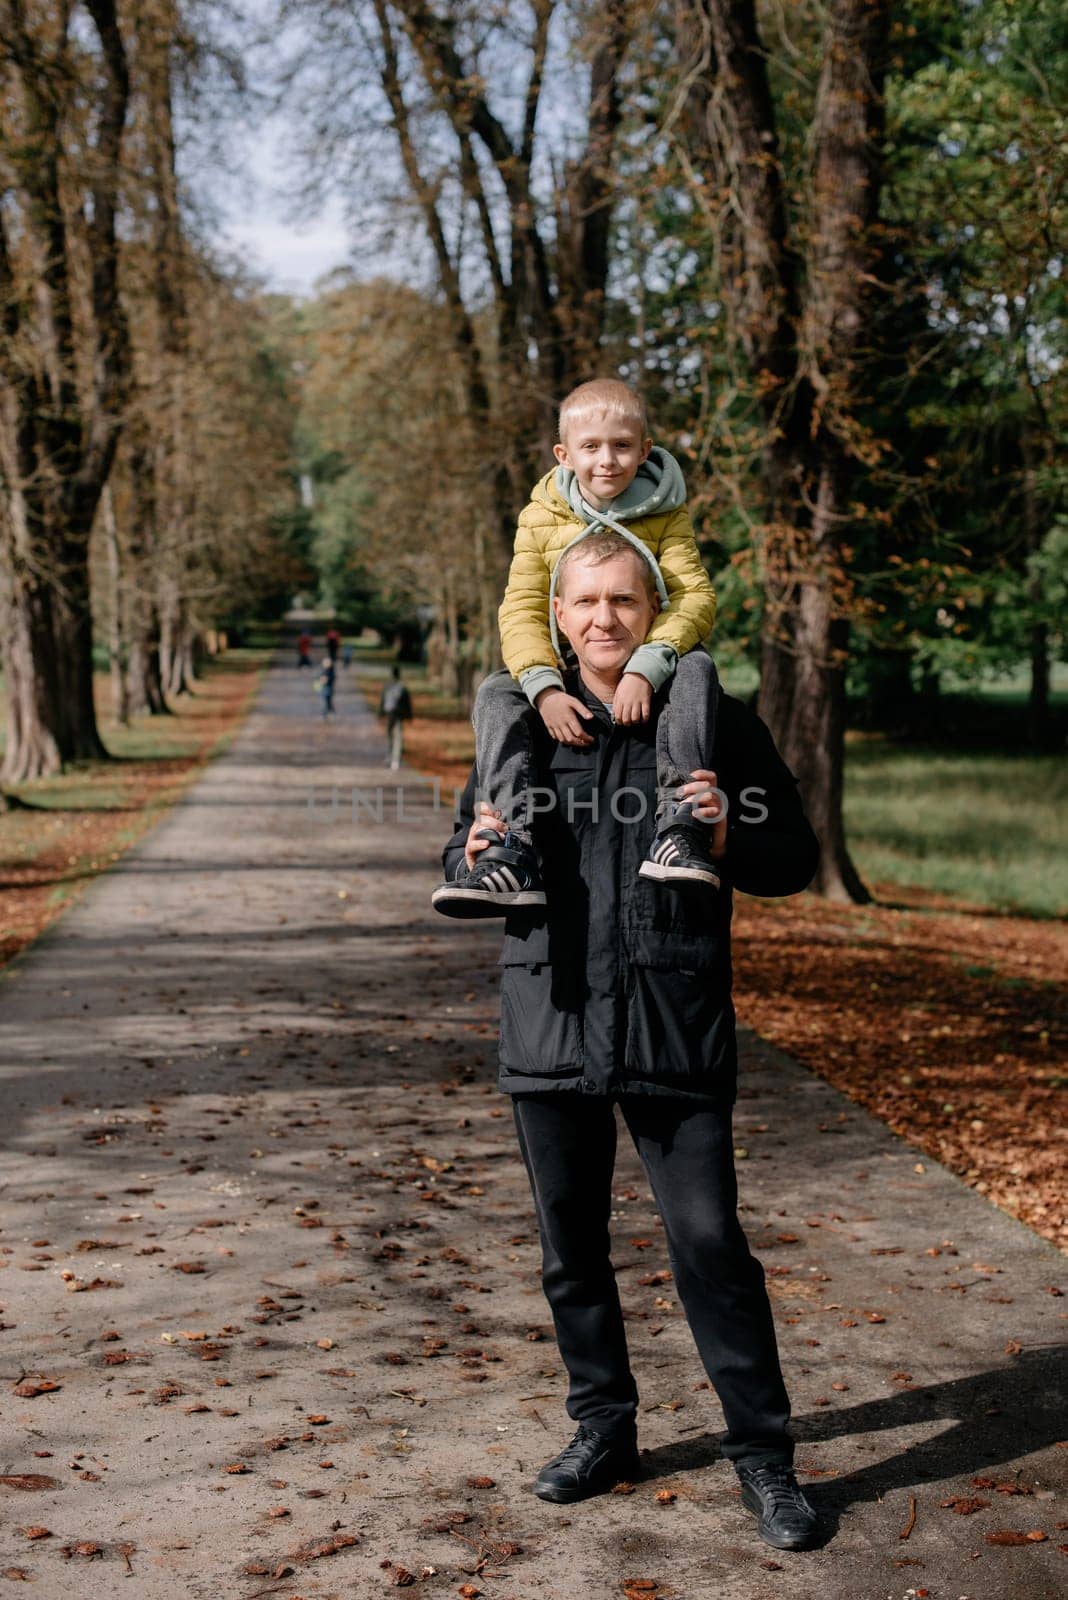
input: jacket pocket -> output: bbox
[498,959,583,1077]
[622,938,733,1083]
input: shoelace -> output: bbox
[555,1427,600,1466]
[744,1467,811,1513]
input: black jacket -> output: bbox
[442,674,819,1103]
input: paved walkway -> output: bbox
[0,660,1063,1600]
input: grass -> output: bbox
[844,740,1068,917]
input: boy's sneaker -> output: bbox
[431,829,546,919]
[638,802,721,890]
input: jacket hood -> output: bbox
[554,445,688,522]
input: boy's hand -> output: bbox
[677,769,728,860]
[464,802,506,871]
[612,672,653,725]
[535,687,595,747]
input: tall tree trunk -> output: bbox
[0,0,131,778]
[0,544,63,782]
[675,0,888,901]
[0,494,107,781]
[123,422,170,716]
[102,484,130,727]
[1020,425,1050,749]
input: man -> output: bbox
[379,666,413,771]
[440,532,821,1552]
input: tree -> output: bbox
[672,0,892,901]
[883,0,1068,747]
[0,0,130,781]
[280,0,634,553]
[296,274,497,692]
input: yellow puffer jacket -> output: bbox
[499,469,717,680]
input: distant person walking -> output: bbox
[379,666,412,770]
[315,656,336,719]
[325,626,341,663]
[297,631,313,668]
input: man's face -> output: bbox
[553,553,659,683]
[553,410,652,509]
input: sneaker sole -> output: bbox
[639,861,721,889]
[431,887,547,919]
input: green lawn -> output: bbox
[844,741,1067,917]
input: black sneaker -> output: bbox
[638,803,721,890]
[534,1425,640,1503]
[431,829,547,919]
[736,1463,818,1550]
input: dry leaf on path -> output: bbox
[291,1532,359,1563]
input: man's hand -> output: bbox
[464,802,506,871]
[612,672,652,725]
[677,769,728,860]
[535,687,595,747]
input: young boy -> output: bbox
[431,378,720,917]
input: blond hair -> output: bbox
[554,530,658,600]
[558,378,648,443]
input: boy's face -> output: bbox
[553,410,652,510]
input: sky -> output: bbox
[186,0,358,298]
[213,119,353,297]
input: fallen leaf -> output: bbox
[985,1531,1030,1545]
[0,1476,59,1491]
[940,1496,989,1515]
[12,1379,62,1398]
[655,1489,676,1505]
[291,1532,359,1563]
[21,1527,51,1540]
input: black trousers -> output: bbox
[511,1092,793,1469]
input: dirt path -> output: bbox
[0,661,1063,1600]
